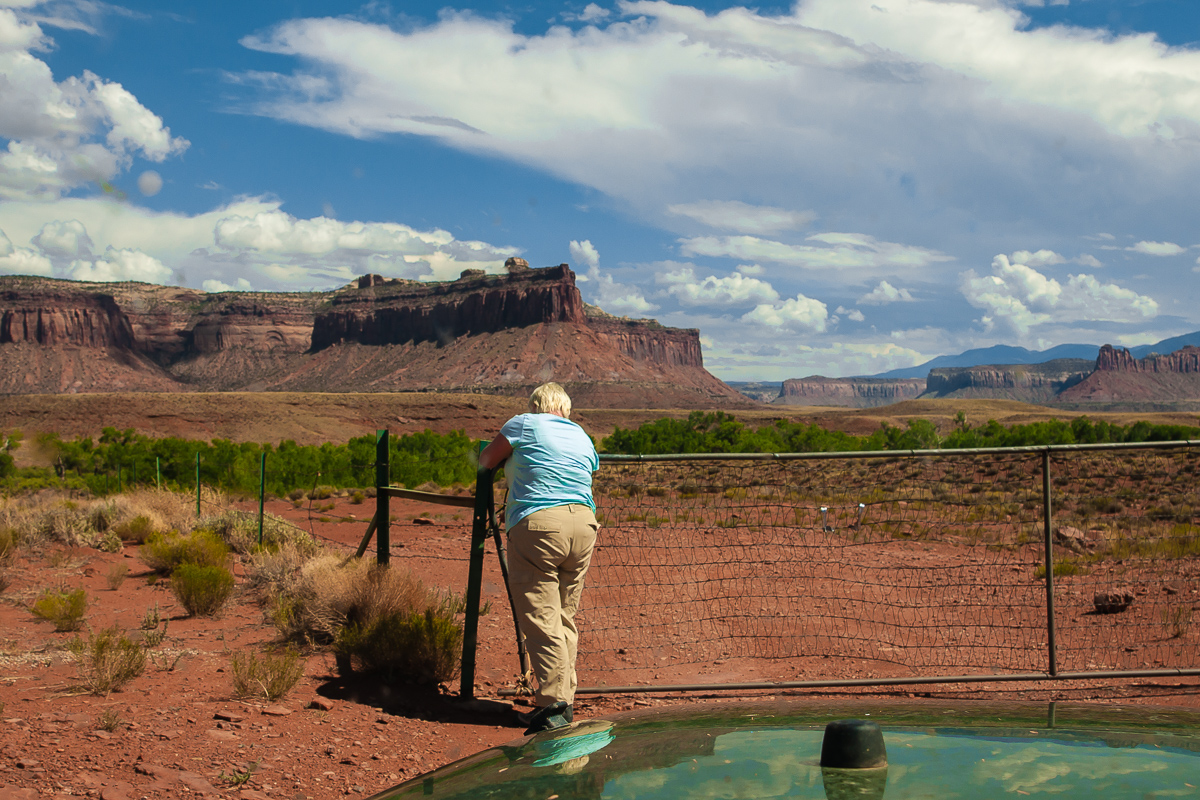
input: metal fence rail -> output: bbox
[453,441,1200,699]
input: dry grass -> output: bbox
[230,647,305,700]
[69,626,146,696]
[0,489,195,553]
[197,509,318,557]
[105,563,128,591]
[272,557,435,644]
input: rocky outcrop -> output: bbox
[774,377,926,408]
[1057,345,1200,404]
[921,359,1093,402]
[0,268,745,407]
[1094,344,1200,373]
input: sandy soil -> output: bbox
[1,487,1198,800]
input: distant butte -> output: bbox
[0,265,750,408]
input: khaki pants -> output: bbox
[507,504,599,706]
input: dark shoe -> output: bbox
[515,703,574,728]
[522,702,572,735]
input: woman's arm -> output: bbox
[478,434,513,470]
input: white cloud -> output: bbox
[137,170,162,196]
[0,8,188,200]
[736,263,764,276]
[961,254,1158,334]
[858,280,914,305]
[835,305,865,322]
[31,218,92,257]
[569,238,657,316]
[1128,240,1185,256]
[0,226,51,275]
[0,197,522,290]
[667,200,816,235]
[568,239,600,271]
[566,3,610,23]
[69,246,172,283]
[1010,249,1065,268]
[203,277,252,293]
[679,232,952,274]
[795,0,1200,138]
[741,293,828,332]
[656,263,778,307]
[1074,254,1102,268]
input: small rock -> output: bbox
[206,729,237,741]
[307,698,334,712]
[413,517,434,525]
[15,758,38,769]
[262,705,292,717]
[1094,587,1135,614]
[0,787,38,800]
[215,711,246,723]
[99,788,130,800]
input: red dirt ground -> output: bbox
[1,491,1198,800]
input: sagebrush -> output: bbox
[70,626,146,695]
[230,647,305,700]
[30,587,87,631]
[171,564,235,616]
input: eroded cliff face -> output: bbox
[0,268,741,406]
[922,359,1093,401]
[774,377,927,408]
[311,266,585,350]
[1095,344,1200,373]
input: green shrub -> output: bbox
[171,564,235,617]
[140,530,228,573]
[97,530,122,553]
[195,511,317,557]
[230,647,305,700]
[113,515,156,543]
[106,563,128,591]
[287,489,306,502]
[69,626,146,696]
[349,490,365,505]
[335,608,461,684]
[308,485,335,500]
[30,587,87,631]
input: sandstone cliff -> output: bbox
[921,359,1093,402]
[774,376,927,408]
[0,268,744,407]
[1057,345,1200,404]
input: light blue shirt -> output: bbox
[500,413,598,529]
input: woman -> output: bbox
[479,382,599,734]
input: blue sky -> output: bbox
[1,0,1199,380]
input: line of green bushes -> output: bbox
[601,411,1200,454]
[1,427,477,496]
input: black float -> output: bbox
[820,719,888,800]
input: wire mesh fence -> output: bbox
[492,443,1200,692]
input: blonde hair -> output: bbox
[529,382,572,418]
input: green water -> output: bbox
[602,728,1200,799]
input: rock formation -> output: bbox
[1057,345,1200,404]
[0,267,746,407]
[774,377,927,408]
[921,359,1093,402]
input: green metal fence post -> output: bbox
[258,451,267,547]
[460,466,495,700]
[376,430,390,566]
[1042,449,1058,677]
[195,452,201,516]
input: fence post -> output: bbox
[376,430,389,566]
[156,457,161,490]
[258,451,267,547]
[195,452,200,516]
[1042,449,1058,677]
[460,466,495,700]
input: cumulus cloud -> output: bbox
[1128,240,1185,256]
[569,239,657,316]
[1075,254,1102,268]
[203,277,253,293]
[667,201,816,235]
[0,227,51,275]
[0,197,523,291]
[31,218,92,258]
[741,293,828,332]
[565,3,610,23]
[68,246,173,283]
[656,263,779,307]
[680,232,952,274]
[1010,249,1065,268]
[961,254,1158,334]
[858,280,915,305]
[0,8,188,200]
[835,305,865,322]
